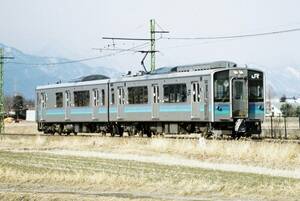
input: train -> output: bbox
[36,61,265,138]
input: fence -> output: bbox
[262,116,300,139]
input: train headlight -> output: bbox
[233,70,238,75]
[239,70,244,74]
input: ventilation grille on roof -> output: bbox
[171,61,237,73]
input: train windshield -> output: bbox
[248,70,263,102]
[214,71,229,102]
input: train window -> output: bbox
[74,90,90,107]
[92,89,99,107]
[192,82,200,102]
[192,83,196,102]
[111,88,115,104]
[118,87,125,105]
[152,85,159,103]
[205,83,208,100]
[55,92,63,108]
[101,89,105,105]
[163,84,187,103]
[234,81,244,100]
[65,90,71,107]
[128,86,148,104]
[41,92,47,108]
[248,71,263,102]
[214,71,229,102]
[197,84,201,102]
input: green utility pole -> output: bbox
[0,48,13,133]
[0,48,5,133]
[102,19,168,72]
[150,19,156,72]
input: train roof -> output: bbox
[36,61,263,90]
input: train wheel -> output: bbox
[128,127,136,137]
[146,130,152,138]
[232,132,241,140]
[138,131,143,137]
[119,130,123,137]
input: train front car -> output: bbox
[213,68,264,138]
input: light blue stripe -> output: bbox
[98,107,107,114]
[199,104,205,112]
[109,107,117,113]
[125,105,151,113]
[214,104,230,116]
[46,108,64,116]
[160,104,191,112]
[70,107,92,115]
[249,103,264,116]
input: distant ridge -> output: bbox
[0,43,120,99]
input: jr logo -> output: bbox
[251,73,260,79]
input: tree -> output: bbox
[24,98,35,110]
[296,106,300,117]
[280,95,286,102]
[280,103,295,117]
[12,95,24,119]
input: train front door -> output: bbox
[117,87,125,120]
[152,84,159,119]
[232,78,248,118]
[191,82,200,119]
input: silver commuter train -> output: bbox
[36,61,265,138]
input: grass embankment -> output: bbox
[1,135,299,170]
[0,135,299,200]
[0,150,299,201]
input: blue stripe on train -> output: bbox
[125,105,151,113]
[249,102,264,117]
[214,104,230,116]
[46,108,64,116]
[160,104,191,112]
[109,107,117,113]
[70,107,92,115]
[98,107,107,114]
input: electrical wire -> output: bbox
[5,42,150,66]
[163,27,300,40]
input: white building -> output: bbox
[26,110,36,121]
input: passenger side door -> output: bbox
[40,92,47,121]
[117,86,125,120]
[152,84,159,119]
[92,88,99,120]
[191,81,200,119]
[64,90,71,120]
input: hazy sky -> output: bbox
[1,0,300,72]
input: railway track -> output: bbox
[1,132,300,144]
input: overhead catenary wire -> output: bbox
[163,27,300,40]
[4,26,300,66]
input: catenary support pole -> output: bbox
[150,19,155,72]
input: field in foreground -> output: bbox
[0,134,299,201]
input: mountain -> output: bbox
[1,43,299,100]
[0,43,120,99]
[261,65,300,98]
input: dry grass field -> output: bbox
[1,122,299,200]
